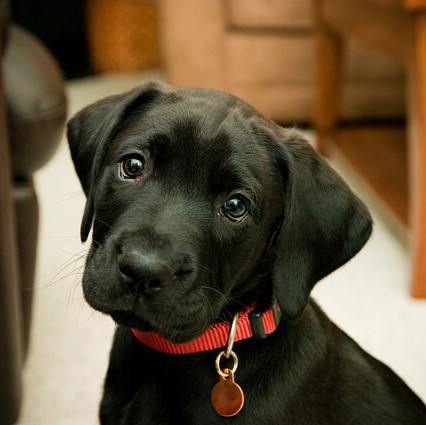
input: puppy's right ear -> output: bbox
[67,81,165,242]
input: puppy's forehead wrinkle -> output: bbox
[163,110,275,199]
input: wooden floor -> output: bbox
[325,124,408,228]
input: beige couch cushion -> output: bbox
[228,0,311,29]
[159,0,405,123]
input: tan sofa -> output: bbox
[159,0,405,123]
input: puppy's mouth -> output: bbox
[105,299,216,344]
[109,310,154,332]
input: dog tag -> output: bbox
[211,368,244,417]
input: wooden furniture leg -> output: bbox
[408,10,426,297]
[313,0,343,155]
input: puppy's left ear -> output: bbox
[67,81,166,242]
[270,129,373,321]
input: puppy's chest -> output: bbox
[121,369,281,425]
[125,392,263,425]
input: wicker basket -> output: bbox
[86,0,160,73]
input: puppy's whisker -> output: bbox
[199,292,215,321]
[94,216,114,230]
[197,263,215,275]
[35,251,87,290]
[91,238,101,247]
[201,286,234,319]
[57,190,86,202]
[201,286,246,309]
[201,285,229,303]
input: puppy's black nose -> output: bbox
[118,251,171,297]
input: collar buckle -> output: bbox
[249,301,281,340]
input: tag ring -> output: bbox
[215,350,238,378]
[225,313,238,358]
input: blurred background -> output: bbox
[1,0,425,424]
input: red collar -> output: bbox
[131,303,281,354]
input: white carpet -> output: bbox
[16,72,426,425]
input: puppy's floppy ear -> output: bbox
[67,81,165,242]
[270,129,372,321]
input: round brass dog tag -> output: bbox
[211,369,244,417]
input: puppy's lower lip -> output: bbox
[109,310,152,331]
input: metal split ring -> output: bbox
[215,350,239,378]
[214,312,239,378]
[225,313,238,358]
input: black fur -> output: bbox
[67,81,426,424]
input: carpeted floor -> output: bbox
[15,72,426,425]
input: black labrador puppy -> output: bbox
[67,81,426,425]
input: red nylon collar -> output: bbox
[131,303,281,354]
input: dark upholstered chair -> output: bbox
[0,0,67,423]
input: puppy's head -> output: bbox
[68,81,372,342]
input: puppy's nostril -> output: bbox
[146,278,163,292]
[118,252,169,296]
[119,264,137,281]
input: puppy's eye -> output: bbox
[220,195,250,222]
[120,155,145,180]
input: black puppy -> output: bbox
[68,82,426,424]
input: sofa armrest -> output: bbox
[4,24,66,179]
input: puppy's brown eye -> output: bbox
[120,156,145,179]
[221,195,250,222]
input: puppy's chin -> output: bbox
[109,311,153,332]
[109,310,212,344]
